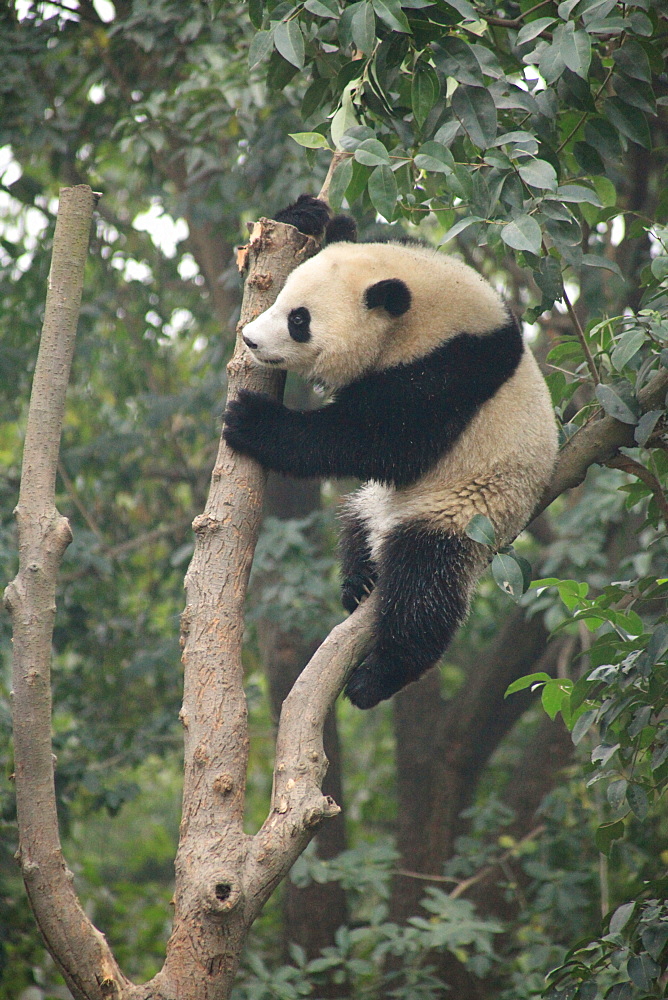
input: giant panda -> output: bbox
[224,196,558,709]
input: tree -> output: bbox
[2,1,668,999]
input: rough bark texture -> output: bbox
[4,185,130,1000]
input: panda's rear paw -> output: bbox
[341,572,376,614]
[344,657,404,709]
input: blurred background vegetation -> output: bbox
[1,1,667,998]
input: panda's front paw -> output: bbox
[223,389,282,460]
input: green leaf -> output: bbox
[612,74,656,116]
[558,24,591,79]
[248,0,264,29]
[331,82,359,148]
[505,672,553,699]
[434,120,461,146]
[412,61,439,128]
[351,2,375,52]
[580,255,623,278]
[438,215,484,244]
[574,140,604,174]
[500,215,542,255]
[610,328,646,371]
[572,708,597,745]
[538,41,567,85]
[595,383,640,425]
[304,0,340,16]
[491,551,526,601]
[592,174,617,207]
[451,85,497,148]
[613,40,651,82]
[651,256,668,280]
[248,29,274,69]
[414,141,455,174]
[517,158,558,191]
[354,138,391,166]
[328,157,353,212]
[371,0,411,33]
[641,923,668,962]
[516,17,555,45]
[464,512,497,547]
[302,77,331,119]
[626,782,649,820]
[604,97,651,149]
[628,953,660,991]
[541,680,568,721]
[440,0,477,20]
[635,410,663,447]
[367,164,397,221]
[338,125,375,151]
[288,131,332,149]
[607,777,628,811]
[550,184,602,206]
[433,36,484,87]
[273,19,305,69]
[609,901,635,935]
[595,819,624,855]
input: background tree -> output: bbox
[1,1,667,999]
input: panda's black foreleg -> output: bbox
[339,509,377,613]
[344,525,478,709]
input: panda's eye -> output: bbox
[288,307,311,343]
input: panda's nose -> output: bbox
[243,334,258,350]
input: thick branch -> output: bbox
[4,186,129,1000]
[245,598,376,907]
[538,366,668,512]
[153,218,323,1000]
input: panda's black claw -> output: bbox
[341,572,376,614]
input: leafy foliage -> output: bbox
[1,1,668,998]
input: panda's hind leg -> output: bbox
[344,523,480,709]
[339,507,377,614]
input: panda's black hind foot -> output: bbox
[344,655,406,709]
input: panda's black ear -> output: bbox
[364,279,411,317]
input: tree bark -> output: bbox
[4,185,130,1000]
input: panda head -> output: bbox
[241,244,414,387]
[241,242,508,387]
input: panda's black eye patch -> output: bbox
[288,307,311,342]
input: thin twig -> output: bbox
[317,150,352,206]
[395,825,546,899]
[563,286,600,385]
[606,453,668,522]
